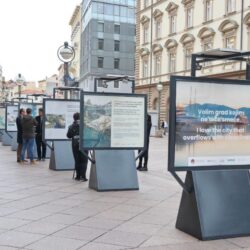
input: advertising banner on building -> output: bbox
[43,99,80,140]
[80,92,147,149]
[0,107,6,130]
[6,105,18,132]
[169,76,250,171]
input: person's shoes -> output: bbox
[136,165,142,170]
[30,160,36,165]
[36,158,41,161]
[24,159,29,162]
[80,177,88,182]
[41,158,45,161]
[75,176,81,181]
[17,159,21,163]
[20,160,25,165]
[139,166,148,171]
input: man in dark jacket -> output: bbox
[137,114,152,171]
[67,112,88,181]
[35,108,46,161]
[16,108,25,163]
[20,108,37,164]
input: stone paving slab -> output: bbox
[0,137,249,249]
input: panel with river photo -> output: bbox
[175,81,250,167]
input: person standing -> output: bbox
[163,120,168,135]
[35,108,46,161]
[20,108,37,164]
[67,112,88,181]
[16,108,25,163]
[137,114,152,171]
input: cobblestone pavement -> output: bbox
[0,137,249,250]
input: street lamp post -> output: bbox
[156,82,163,130]
[14,73,25,100]
[57,42,75,87]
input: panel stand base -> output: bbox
[89,150,139,191]
[176,170,250,240]
[49,141,74,171]
[2,131,13,146]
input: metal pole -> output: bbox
[158,90,161,129]
[191,54,196,77]
[18,85,21,99]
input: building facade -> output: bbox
[79,0,136,91]
[136,0,250,121]
[69,5,82,82]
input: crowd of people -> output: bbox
[15,108,157,180]
[16,107,46,164]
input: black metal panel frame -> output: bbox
[168,75,250,172]
[42,98,80,141]
[5,104,18,132]
[80,91,147,150]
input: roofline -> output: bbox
[69,5,81,25]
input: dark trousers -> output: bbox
[138,140,149,167]
[138,149,149,167]
[72,144,88,178]
[36,135,46,159]
[17,144,22,161]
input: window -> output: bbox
[98,39,104,50]
[97,3,104,14]
[225,36,235,49]
[186,7,193,28]
[114,5,119,16]
[204,0,213,21]
[184,48,193,70]
[104,4,113,15]
[169,52,176,73]
[114,40,120,51]
[143,26,149,43]
[98,57,104,68]
[154,54,161,75]
[226,0,236,14]
[98,22,104,32]
[114,80,119,88]
[114,58,120,69]
[114,24,120,34]
[155,19,161,39]
[142,59,148,77]
[170,15,176,34]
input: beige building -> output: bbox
[69,5,81,83]
[135,0,250,121]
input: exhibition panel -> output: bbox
[43,99,80,141]
[5,104,18,132]
[168,76,250,171]
[80,92,147,150]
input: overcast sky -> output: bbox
[0,0,81,82]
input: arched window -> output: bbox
[166,2,179,34]
[197,27,215,66]
[218,19,239,49]
[180,33,195,70]
[165,39,178,73]
[140,15,150,44]
[244,13,250,49]
[182,0,195,29]
[152,44,163,75]
[153,9,163,40]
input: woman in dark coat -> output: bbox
[16,108,25,162]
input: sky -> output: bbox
[0,0,81,82]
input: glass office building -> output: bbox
[80,0,136,91]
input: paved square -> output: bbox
[0,137,248,249]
